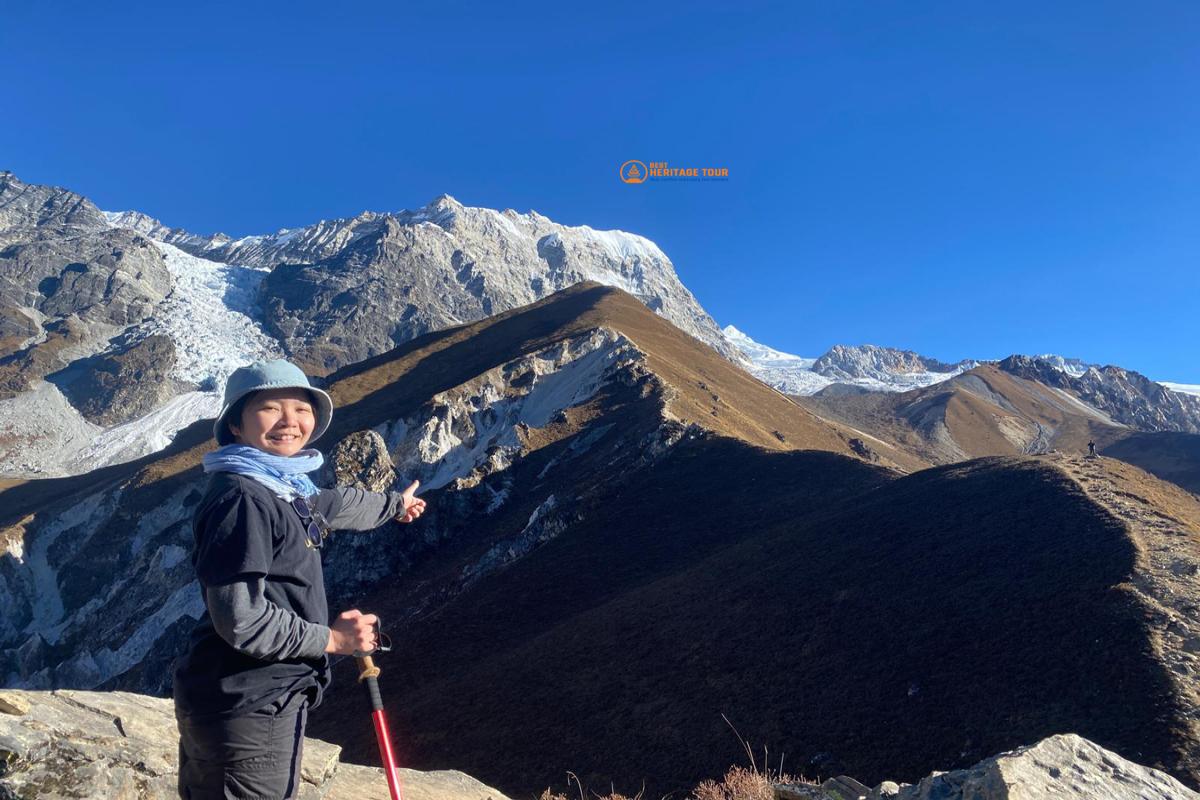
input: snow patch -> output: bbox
[725,325,970,396]
[1162,382,1200,398]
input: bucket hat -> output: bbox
[213,359,334,446]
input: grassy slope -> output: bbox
[800,365,1200,495]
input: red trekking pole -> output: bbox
[356,626,404,800]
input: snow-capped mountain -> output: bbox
[726,325,1200,435]
[0,171,737,478]
[103,195,742,373]
[724,326,975,395]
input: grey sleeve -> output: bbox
[327,486,408,531]
[206,578,330,661]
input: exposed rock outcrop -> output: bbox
[999,355,1200,434]
[888,732,1198,799]
[0,688,511,800]
[813,344,971,383]
[49,333,184,426]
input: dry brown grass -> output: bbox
[534,719,818,800]
[535,763,812,800]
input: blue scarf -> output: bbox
[202,443,324,501]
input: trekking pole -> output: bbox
[356,623,404,800]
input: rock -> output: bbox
[867,782,902,799]
[330,429,398,492]
[821,774,871,799]
[0,689,512,800]
[0,171,110,237]
[773,782,835,800]
[49,333,184,425]
[847,437,879,462]
[0,315,89,399]
[327,762,511,800]
[894,732,1199,799]
[0,691,30,715]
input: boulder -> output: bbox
[894,732,1198,800]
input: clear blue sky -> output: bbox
[3,1,1197,381]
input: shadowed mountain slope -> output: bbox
[310,450,1200,798]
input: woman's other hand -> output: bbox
[395,479,425,523]
[326,609,379,655]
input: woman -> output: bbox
[172,358,426,799]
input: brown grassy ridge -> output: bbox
[799,364,1200,495]
[0,281,882,528]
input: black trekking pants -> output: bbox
[176,689,311,799]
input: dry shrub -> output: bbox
[537,771,645,800]
[692,766,777,800]
[689,715,816,800]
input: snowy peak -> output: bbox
[1030,353,1090,378]
[813,344,973,382]
[0,170,741,478]
[724,328,973,396]
[100,187,738,370]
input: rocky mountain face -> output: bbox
[0,173,179,406]
[103,192,741,374]
[812,343,972,383]
[0,171,740,480]
[998,354,1200,434]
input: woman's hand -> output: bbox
[325,609,379,655]
[395,479,426,523]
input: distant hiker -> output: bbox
[1088,440,1097,457]
[172,359,426,800]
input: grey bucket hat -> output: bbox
[213,359,334,446]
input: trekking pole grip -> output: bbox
[357,655,385,711]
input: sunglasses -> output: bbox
[290,495,331,549]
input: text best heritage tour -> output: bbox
[620,160,730,183]
[647,162,728,177]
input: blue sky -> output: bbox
[3,1,1197,380]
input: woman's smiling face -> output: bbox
[228,387,316,457]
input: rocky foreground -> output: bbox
[1,690,1197,800]
[0,689,511,800]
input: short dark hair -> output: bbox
[224,394,251,442]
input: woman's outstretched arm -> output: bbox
[323,481,424,531]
